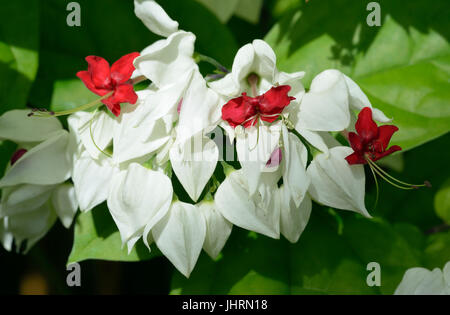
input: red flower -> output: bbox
[258,85,296,123]
[221,93,258,128]
[77,52,140,117]
[221,85,295,128]
[345,107,401,165]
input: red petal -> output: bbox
[260,115,279,123]
[102,84,137,117]
[355,107,378,143]
[112,84,138,104]
[371,145,402,162]
[258,85,294,117]
[85,56,112,89]
[110,104,121,117]
[77,71,111,96]
[102,97,121,117]
[375,125,399,151]
[110,52,140,85]
[345,151,367,165]
[222,94,257,128]
[348,132,363,153]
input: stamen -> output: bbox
[30,91,113,118]
[368,162,379,209]
[89,109,112,158]
[259,113,282,118]
[249,116,261,151]
[366,158,429,189]
[240,113,259,128]
[370,164,416,190]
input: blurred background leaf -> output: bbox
[0,0,39,113]
[434,179,450,224]
[265,0,450,152]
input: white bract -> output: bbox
[215,126,311,242]
[68,111,118,212]
[289,69,391,154]
[108,163,173,253]
[0,110,77,252]
[395,262,450,295]
[210,39,305,100]
[306,146,370,218]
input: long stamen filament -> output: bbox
[89,109,112,158]
[240,114,258,127]
[366,158,427,188]
[249,116,260,151]
[368,162,380,208]
[30,75,148,118]
[368,160,416,190]
[30,91,113,117]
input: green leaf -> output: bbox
[0,0,39,113]
[234,0,264,25]
[171,211,423,294]
[160,0,238,66]
[265,0,450,151]
[194,0,239,23]
[68,204,161,264]
[434,178,450,223]
[50,79,98,113]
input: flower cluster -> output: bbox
[0,0,426,277]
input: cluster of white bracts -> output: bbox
[0,111,77,252]
[395,261,450,295]
[0,0,392,278]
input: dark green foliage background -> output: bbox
[0,0,448,294]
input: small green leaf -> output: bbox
[434,178,450,223]
[68,204,161,264]
[50,79,97,113]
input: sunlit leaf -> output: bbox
[68,204,161,264]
